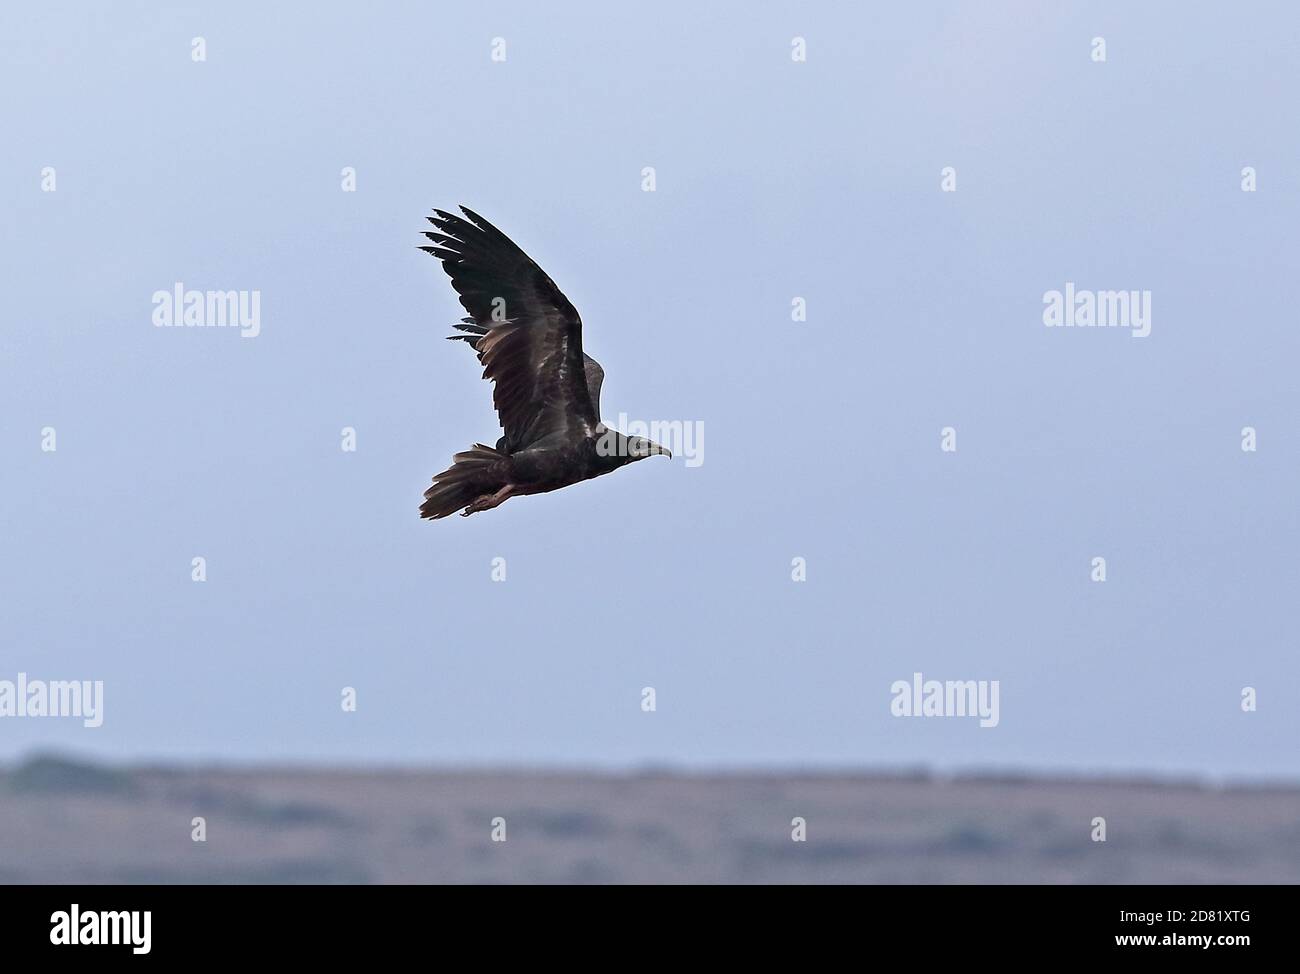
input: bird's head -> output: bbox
[626,435,672,461]
[596,428,672,467]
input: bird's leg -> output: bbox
[461,484,516,516]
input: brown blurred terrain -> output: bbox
[2,754,1298,884]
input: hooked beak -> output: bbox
[651,442,672,459]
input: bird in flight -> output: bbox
[419,206,671,519]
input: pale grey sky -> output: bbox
[1,2,1297,776]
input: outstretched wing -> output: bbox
[447,318,606,420]
[422,206,599,451]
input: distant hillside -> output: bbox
[3,754,1298,883]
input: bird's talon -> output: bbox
[461,492,500,516]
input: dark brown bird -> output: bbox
[419,206,670,519]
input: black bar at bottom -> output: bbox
[0,884,1283,960]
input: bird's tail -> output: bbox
[420,443,508,520]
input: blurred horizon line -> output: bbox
[7,750,1300,793]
